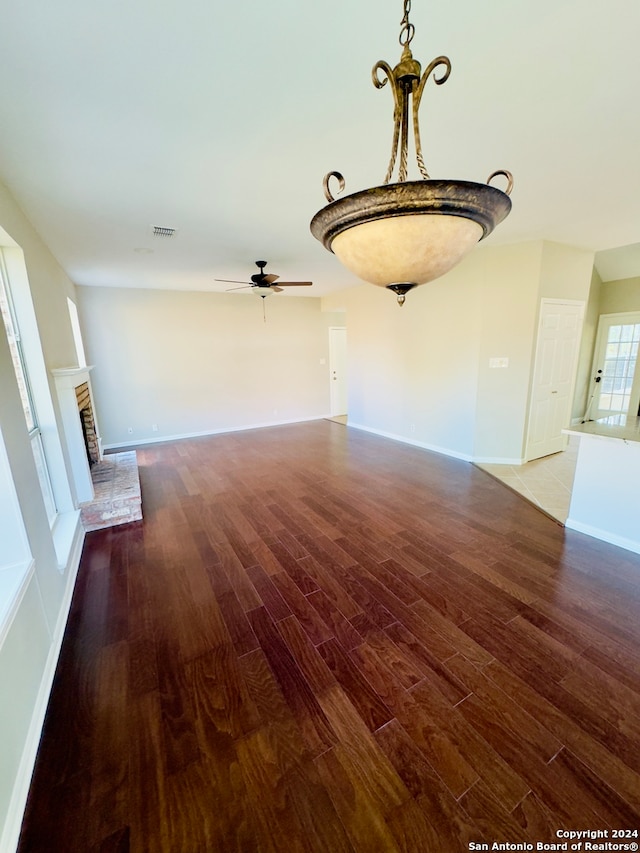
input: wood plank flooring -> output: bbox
[18,421,640,852]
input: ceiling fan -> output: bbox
[216,261,313,298]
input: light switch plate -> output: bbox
[489,357,509,368]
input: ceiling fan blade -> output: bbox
[271,285,284,292]
[263,273,279,284]
[226,285,253,291]
[276,282,313,287]
[215,278,250,284]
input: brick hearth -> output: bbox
[79,451,142,531]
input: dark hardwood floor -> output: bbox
[18,421,640,852]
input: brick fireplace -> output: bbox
[52,366,142,531]
[75,381,100,467]
[52,366,102,504]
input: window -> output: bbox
[601,323,640,413]
[0,251,57,525]
[67,297,87,368]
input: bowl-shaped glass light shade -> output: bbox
[331,213,482,287]
[311,179,511,289]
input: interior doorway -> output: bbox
[526,299,585,461]
[329,326,347,417]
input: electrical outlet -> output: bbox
[152,424,158,432]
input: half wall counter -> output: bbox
[563,416,640,555]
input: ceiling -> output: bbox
[1,0,639,298]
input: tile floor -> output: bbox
[476,436,579,524]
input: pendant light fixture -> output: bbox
[310,0,513,305]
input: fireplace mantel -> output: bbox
[51,366,94,377]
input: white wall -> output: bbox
[76,285,343,447]
[326,259,484,459]
[323,239,593,463]
[566,432,640,554]
[0,179,83,852]
[473,242,542,461]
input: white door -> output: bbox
[329,326,347,416]
[526,300,585,461]
[588,312,640,420]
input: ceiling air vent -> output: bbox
[151,225,177,237]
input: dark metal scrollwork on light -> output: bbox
[310,0,513,305]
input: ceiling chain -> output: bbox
[399,0,415,46]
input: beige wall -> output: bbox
[473,242,543,461]
[538,241,595,301]
[76,285,343,447]
[324,261,481,458]
[599,275,640,315]
[323,239,594,462]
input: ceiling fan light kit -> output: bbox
[310,0,513,306]
[253,286,274,298]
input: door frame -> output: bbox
[525,298,585,462]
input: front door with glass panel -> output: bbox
[590,312,640,420]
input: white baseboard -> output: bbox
[102,415,330,451]
[473,456,526,465]
[564,518,640,556]
[347,422,474,462]
[1,517,85,853]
